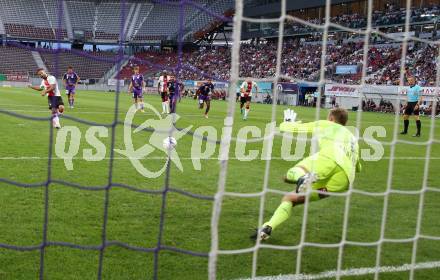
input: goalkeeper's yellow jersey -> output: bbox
[279,120,361,184]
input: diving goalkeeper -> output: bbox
[252,107,361,241]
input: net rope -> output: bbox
[209,0,439,279]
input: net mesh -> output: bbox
[210,0,439,279]
[0,0,439,279]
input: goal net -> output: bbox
[209,0,439,279]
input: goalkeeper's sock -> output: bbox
[416,120,421,135]
[403,119,409,133]
[263,201,292,230]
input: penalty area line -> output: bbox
[235,260,440,280]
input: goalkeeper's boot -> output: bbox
[412,133,420,137]
[250,225,272,241]
[400,131,407,135]
[296,173,317,193]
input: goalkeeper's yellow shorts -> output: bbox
[286,153,349,201]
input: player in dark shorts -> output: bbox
[62,66,80,109]
[401,76,423,137]
[158,71,169,114]
[128,66,145,112]
[197,79,214,118]
[240,79,258,120]
[178,79,184,103]
[28,68,65,129]
[167,75,179,113]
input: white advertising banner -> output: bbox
[324,84,360,97]
[398,86,440,97]
[108,79,124,87]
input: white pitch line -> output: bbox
[235,260,440,280]
[0,156,439,160]
[2,108,437,124]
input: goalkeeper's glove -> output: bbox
[283,108,297,123]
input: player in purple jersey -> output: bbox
[62,66,80,109]
[197,79,214,118]
[167,75,178,113]
[128,66,145,112]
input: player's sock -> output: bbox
[244,108,249,119]
[140,102,144,110]
[403,119,409,133]
[162,102,166,113]
[52,112,60,128]
[166,102,170,114]
[263,201,292,230]
[416,120,421,135]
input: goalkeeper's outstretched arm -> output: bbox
[279,121,320,134]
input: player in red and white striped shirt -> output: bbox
[28,69,65,128]
[240,79,258,120]
[158,71,169,114]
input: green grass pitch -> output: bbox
[0,87,439,279]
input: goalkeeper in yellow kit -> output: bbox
[252,107,361,241]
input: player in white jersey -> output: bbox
[28,68,64,128]
[158,71,170,114]
[240,79,258,120]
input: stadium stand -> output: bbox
[130,2,155,41]
[117,38,437,86]
[39,49,117,79]
[178,0,234,41]
[66,0,95,40]
[261,4,440,37]
[95,1,128,41]
[41,0,69,39]
[0,45,38,76]
[133,4,182,41]
[0,1,437,84]
[0,0,68,40]
[0,0,234,42]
